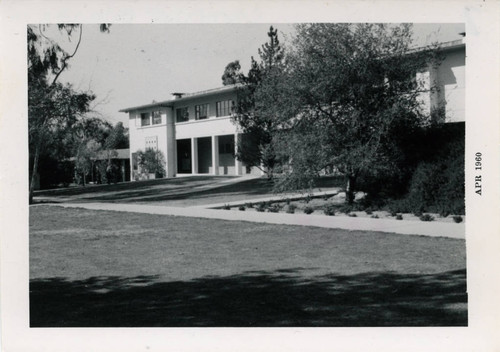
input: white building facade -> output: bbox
[121,85,260,180]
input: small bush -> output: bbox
[419,214,435,222]
[245,203,254,208]
[339,204,353,214]
[365,208,373,215]
[238,205,246,211]
[348,213,357,217]
[371,214,379,219]
[304,195,312,204]
[413,210,423,217]
[303,206,314,214]
[267,204,280,213]
[256,203,266,212]
[285,198,291,205]
[323,204,336,216]
[286,204,297,214]
[453,215,463,223]
[390,211,398,217]
[222,204,231,210]
[396,214,403,220]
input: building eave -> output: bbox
[119,84,240,113]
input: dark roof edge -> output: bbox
[120,84,240,113]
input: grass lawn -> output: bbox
[33,175,345,206]
[30,205,467,327]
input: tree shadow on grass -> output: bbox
[30,268,467,327]
[34,176,233,199]
[33,176,345,204]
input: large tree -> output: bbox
[28,24,109,202]
[230,26,287,178]
[260,24,441,203]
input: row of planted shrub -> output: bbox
[221,201,463,223]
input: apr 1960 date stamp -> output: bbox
[474,152,482,195]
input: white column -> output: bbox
[234,133,243,176]
[191,138,198,175]
[166,108,176,177]
[212,135,219,175]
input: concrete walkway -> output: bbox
[188,189,342,209]
[43,202,465,239]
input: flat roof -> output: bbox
[119,84,239,113]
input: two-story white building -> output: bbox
[121,38,465,181]
[120,85,261,180]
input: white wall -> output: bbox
[175,116,239,139]
[128,110,168,179]
[436,48,465,122]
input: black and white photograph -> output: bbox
[1,1,499,351]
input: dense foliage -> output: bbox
[28,24,112,196]
[135,149,166,180]
[228,24,445,204]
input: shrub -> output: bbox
[404,136,464,216]
[256,203,266,212]
[222,204,231,210]
[286,204,297,214]
[453,215,463,223]
[365,208,373,215]
[304,195,312,204]
[339,204,353,214]
[396,214,403,220]
[323,204,336,216]
[303,206,314,214]
[371,214,379,219]
[238,205,246,211]
[419,214,435,222]
[245,203,254,208]
[348,213,357,217]
[136,148,166,179]
[267,204,280,213]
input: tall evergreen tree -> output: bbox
[230,26,286,178]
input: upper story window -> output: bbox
[195,104,209,120]
[152,110,162,125]
[216,100,235,117]
[176,107,189,123]
[140,112,151,126]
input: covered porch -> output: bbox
[176,133,247,176]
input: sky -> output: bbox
[50,23,465,125]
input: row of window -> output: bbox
[141,111,162,127]
[140,100,236,126]
[176,100,235,123]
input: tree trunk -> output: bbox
[29,145,40,204]
[346,174,356,205]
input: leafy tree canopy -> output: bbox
[231,23,441,202]
[28,24,110,201]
